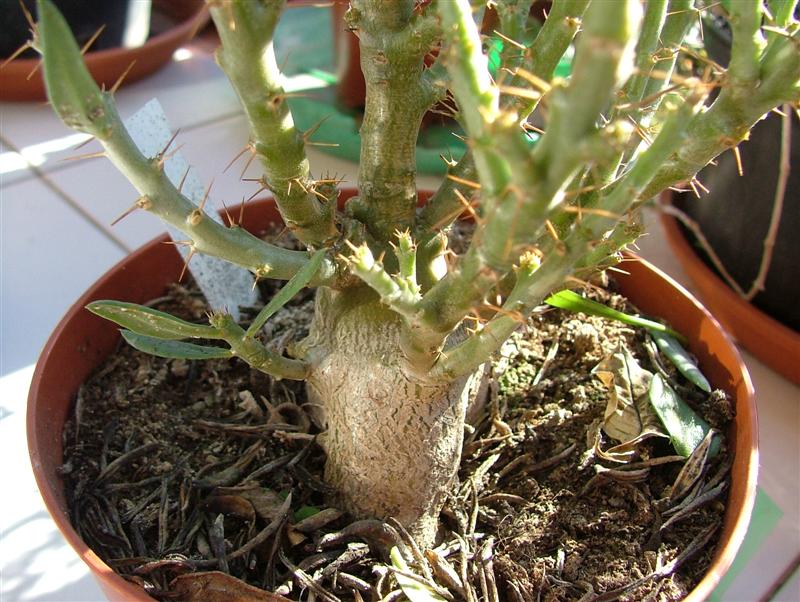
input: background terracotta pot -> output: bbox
[28,196,757,601]
[660,200,800,386]
[0,0,209,102]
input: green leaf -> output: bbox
[648,373,718,457]
[88,301,221,340]
[545,290,687,343]
[650,331,711,392]
[293,505,321,522]
[246,249,326,337]
[389,547,447,602]
[121,331,234,360]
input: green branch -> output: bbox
[345,243,421,320]
[212,314,310,381]
[636,0,695,110]
[411,0,643,360]
[436,83,705,380]
[346,0,442,241]
[514,0,589,117]
[727,0,766,87]
[625,0,668,104]
[643,23,800,198]
[209,0,337,247]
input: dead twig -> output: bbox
[744,104,791,301]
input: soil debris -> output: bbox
[62,275,732,601]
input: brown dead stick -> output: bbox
[425,549,465,596]
[387,517,433,582]
[240,453,294,484]
[480,538,499,602]
[579,466,650,497]
[318,519,402,557]
[208,514,229,574]
[294,508,344,534]
[133,557,194,575]
[95,442,159,483]
[298,550,343,573]
[157,478,171,555]
[478,493,528,505]
[279,550,342,602]
[660,481,727,531]
[194,419,301,437]
[227,493,292,561]
[336,572,371,593]
[498,443,576,481]
[194,441,265,489]
[319,544,371,580]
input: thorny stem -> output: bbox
[212,314,310,380]
[438,92,704,379]
[625,0,669,106]
[727,0,767,87]
[415,0,588,265]
[668,103,795,302]
[637,0,696,108]
[494,0,534,75]
[642,33,800,197]
[513,0,589,117]
[347,0,443,242]
[37,0,800,389]
[36,0,337,284]
[414,0,642,358]
[209,0,337,247]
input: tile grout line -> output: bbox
[1,133,133,254]
[1,108,244,188]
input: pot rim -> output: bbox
[615,252,757,602]
[27,197,758,601]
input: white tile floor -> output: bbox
[1,30,798,602]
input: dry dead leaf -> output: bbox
[592,343,667,462]
[238,488,286,522]
[170,571,292,601]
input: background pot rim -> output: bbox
[0,0,210,102]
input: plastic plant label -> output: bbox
[125,99,257,320]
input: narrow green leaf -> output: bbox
[545,290,687,343]
[648,373,718,457]
[246,249,326,337]
[88,301,222,340]
[121,331,234,360]
[651,331,711,392]
[389,547,447,602]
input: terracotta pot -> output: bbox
[660,198,800,386]
[28,196,757,601]
[0,0,209,102]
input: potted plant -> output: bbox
[659,9,800,384]
[27,0,797,600]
